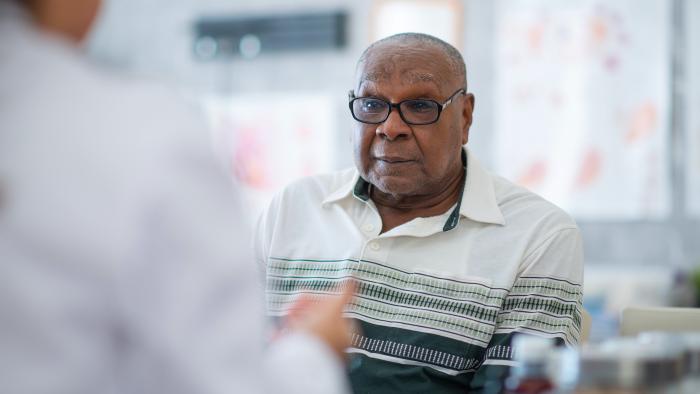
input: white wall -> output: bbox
[87,0,498,171]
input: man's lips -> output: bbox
[375,156,415,163]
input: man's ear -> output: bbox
[462,93,475,145]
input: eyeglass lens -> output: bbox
[352,98,440,125]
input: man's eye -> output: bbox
[361,99,387,113]
[405,100,435,113]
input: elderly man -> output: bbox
[257,33,583,393]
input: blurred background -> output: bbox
[84,0,699,341]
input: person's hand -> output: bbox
[283,280,357,361]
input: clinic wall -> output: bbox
[88,0,495,171]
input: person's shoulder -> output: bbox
[17,32,203,147]
[492,175,578,231]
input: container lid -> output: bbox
[511,335,555,363]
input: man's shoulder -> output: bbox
[259,168,356,227]
[491,175,578,231]
[490,176,583,291]
[277,168,357,203]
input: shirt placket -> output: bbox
[355,202,393,264]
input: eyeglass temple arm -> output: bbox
[442,89,466,109]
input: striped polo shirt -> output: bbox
[256,148,584,393]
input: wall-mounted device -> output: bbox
[193,11,348,60]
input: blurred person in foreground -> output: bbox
[0,0,353,393]
[257,33,584,393]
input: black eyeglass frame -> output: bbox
[348,88,467,125]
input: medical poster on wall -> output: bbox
[202,93,335,219]
[493,0,671,219]
[687,0,700,218]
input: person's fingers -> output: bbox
[285,293,315,323]
[333,279,357,312]
[285,279,357,328]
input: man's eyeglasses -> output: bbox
[348,88,466,126]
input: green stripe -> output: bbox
[502,297,581,316]
[268,276,502,316]
[268,258,507,302]
[500,296,583,337]
[519,275,582,287]
[512,284,582,297]
[511,279,582,297]
[268,290,496,343]
[269,256,510,291]
[351,320,486,371]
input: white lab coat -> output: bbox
[0,3,347,393]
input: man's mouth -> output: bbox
[376,156,414,164]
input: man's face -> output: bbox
[352,43,474,198]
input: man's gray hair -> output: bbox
[357,32,467,89]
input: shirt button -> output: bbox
[362,223,375,233]
[369,241,380,251]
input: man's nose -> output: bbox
[376,108,411,141]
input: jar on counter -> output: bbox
[669,333,700,394]
[636,331,700,394]
[574,338,684,394]
[504,335,557,394]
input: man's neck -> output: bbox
[372,167,465,234]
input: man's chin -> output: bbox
[369,175,421,198]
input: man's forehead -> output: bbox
[356,46,454,91]
[357,69,449,96]
[361,68,439,86]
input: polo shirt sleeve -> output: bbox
[468,227,584,393]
